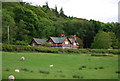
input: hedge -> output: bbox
[1,44,120,54]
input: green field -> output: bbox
[2,52,118,79]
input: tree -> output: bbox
[55,5,58,13]
[14,7,39,37]
[89,19,102,33]
[100,23,115,32]
[59,7,67,18]
[114,23,120,48]
[45,1,49,9]
[16,20,29,41]
[76,37,84,48]
[91,31,112,49]
[54,5,59,17]
[108,32,119,49]
[2,9,16,43]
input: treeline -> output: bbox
[2,2,120,49]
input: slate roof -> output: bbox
[69,38,79,45]
[69,38,74,43]
[33,38,47,44]
[50,37,67,43]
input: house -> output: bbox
[29,34,79,49]
[29,38,47,46]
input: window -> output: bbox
[32,43,35,46]
[65,41,68,44]
[73,43,76,45]
[49,42,52,44]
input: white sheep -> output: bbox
[15,69,20,72]
[49,64,53,67]
[20,56,25,61]
[8,75,15,81]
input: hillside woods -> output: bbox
[2,2,120,49]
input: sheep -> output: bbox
[8,75,15,81]
[15,69,20,72]
[49,64,53,67]
[20,56,25,61]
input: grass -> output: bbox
[2,52,118,79]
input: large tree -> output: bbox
[91,31,112,49]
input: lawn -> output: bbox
[2,52,118,79]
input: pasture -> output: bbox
[2,52,118,79]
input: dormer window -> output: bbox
[49,42,52,44]
[73,43,76,45]
[65,41,68,44]
[32,43,35,46]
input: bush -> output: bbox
[30,70,34,73]
[99,67,104,69]
[81,66,86,68]
[78,68,82,70]
[2,44,120,54]
[39,70,50,74]
[5,68,10,71]
[72,75,80,78]
[116,71,120,74]
[13,41,28,46]
[94,67,98,70]
[21,68,29,72]
[41,42,52,47]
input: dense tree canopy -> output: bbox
[2,2,120,49]
[91,31,112,49]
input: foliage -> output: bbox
[13,40,28,45]
[76,37,84,48]
[91,31,112,49]
[41,42,52,47]
[2,2,120,49]
[108,32,119,49]
[2,44,120,54]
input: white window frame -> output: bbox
[32,43,35,46]
[64,41,69,44]
[49,42,52,44]
[73,43,76,45]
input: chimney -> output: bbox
[61,34,65,37]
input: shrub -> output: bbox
[80,76,84,79]
[30,70,34,73]
[2,44,120,54]
[99,67,104,69]
[39,70,50,74]
[78,68,82,70]
[5,68,10,71]
[81,66,86,68]
[21,68,29,72]
[116,71,120,74]
[94,67,98,70]
[41,42,52,47]
[13,41,28,46]
[72,75,80,78]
